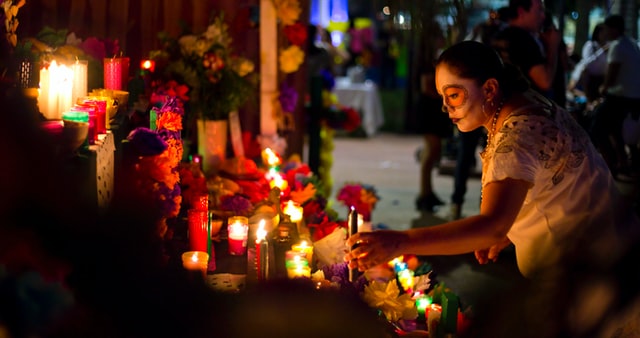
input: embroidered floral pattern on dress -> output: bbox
[481,100,589,191]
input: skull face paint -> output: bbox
[441,85,468,113]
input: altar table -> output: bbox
[333,77,385,137]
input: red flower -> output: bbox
[283,22,308,46]
[308,220,340,242]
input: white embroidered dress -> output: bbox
[481,92,619,277]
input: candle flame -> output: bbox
[191,252,199,262]
[256,219,267,242]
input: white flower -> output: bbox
[178,35,198,56]
[66,32,82,46]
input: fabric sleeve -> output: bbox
[483,126,539,187]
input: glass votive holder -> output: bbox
[182,251,209,278]
[291,241,314,264]
[286,264,311,279]
[193,194,209,211]
[188,209,209,252]
[227,216,249,255]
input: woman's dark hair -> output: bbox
[591,23,605,42]
[435,40,529,97]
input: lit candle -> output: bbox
[397,269,415,292]
[388,255,405,269]
[57,65,74,116]
[415,294,432,320]
[181,251,209,278]
[140,59,156,72]
[38,61,75,120]
[256,219,269,281]
[291,240,313,265]
[227,216,249,255]
[70,104,98,144]
[261,147,281,169]
[71,60,88,104]
[287,263,311,279]
[283,200,303,224]
[285,254,309,269]
[268,173,288,191]
[188,209,209,252]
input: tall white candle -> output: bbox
[38,65,51,118]
[71,60,88,104]
[260,0,278,136]
[56,64,74,115]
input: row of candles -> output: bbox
[37,57,129,121]
[182,193,310,279]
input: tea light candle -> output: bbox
[285,250,307,262]
[285,254,309,269]
[181,251,209,277]
[287,265,311,279]
[397,269,415,292]
[140,59,156,72]
[415,294,432,319]
[283,200,303,223]
[261,147,281,169]
[69,104,97,144]
[228,216,249,255]
[71,60,88,104]
[291,240,313,264]
[268,173,288,191]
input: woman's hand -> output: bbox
[474,237,512,264]
[344,230,408,271]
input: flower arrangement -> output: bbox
[336,182,380,221]
[150,14,256,121]
[14,26,120,89]
[311,256,441,333]
[177,162,207,210]
[273,0,306,132]
[2,0,24,48]
[126,95,184,222]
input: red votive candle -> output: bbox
[70,104,97,144]
[193,194,208,211]
[82,99,107,134]
[188,209,209,252]
[227,216,249,255]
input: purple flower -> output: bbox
[279,82,298,113]
[321,69,335,90]
[219,194,253,216]
[127,128,167,156]
[159,96,185,116]
[321,262,368,293]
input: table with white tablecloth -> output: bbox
[333,77,385,137]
